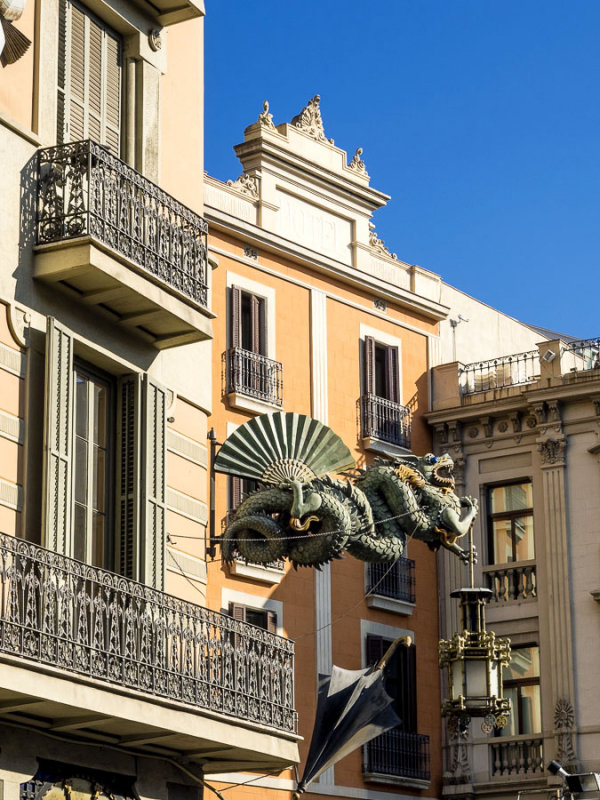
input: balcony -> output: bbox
[361,393,412,452]
[34,140,212,349]
[0,533,299,772]
[223,347,283,411]
[461,350,540,396]
[484,562,537,602]
[363,730,430,787]
[490,736,544,778]
[366,558,416,615]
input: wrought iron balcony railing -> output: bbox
[461,351,540,395]
[490,736,544,777]
[36,140,209,307]
[224,347,283,406]
[367,558,416,604]
[562,337,600,372]
[484,562,537,602]
[361,394,412,449]
[0,533,296,734]
[364,730,431,781]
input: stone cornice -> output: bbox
[205,212,449,322]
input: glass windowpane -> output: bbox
[490,482,532,513]
[93,445,106,511]
[514,516,535,560]
[74,437,88,504]
[92,511,105,568]
[75,374,88,438]
[492,519,513,563]
[94,383,107,445]
[73,503,86,562]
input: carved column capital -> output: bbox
[538,437,567,466]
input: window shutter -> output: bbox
[229,476,242,512]
[386,346,400,404]
[230,286,242,348]
[266,610,277,634]
[42,317,74,556]
[364,336,376,394]
[116,374,141,580]
[141,377,167,590]
[366,634,385,667]
[229,602,246,623]
[251,294,265,355]
[57,0,121,152]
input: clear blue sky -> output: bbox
[204,1,600,339]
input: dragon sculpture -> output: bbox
[215,412,478,568]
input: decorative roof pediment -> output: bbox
[290,94,332,144]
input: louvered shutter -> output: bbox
[266,610,277,634]
[364,336,376,394]
[251,295,265,355]
[386,346,400,403]
[141,377,167,590]
[57,0,122,152]
[231,286,242,348]
[42,318,74,556]
[399,641,418,732]
[230,476,242,512]
[116,374,141,580]
[229,602,246,622]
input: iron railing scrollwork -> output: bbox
[36,140,209,307]
[490,737,544,776]
[461,351,540,395]
[364,730,431,781]
[0,533,296,734]
[361,394,412,449]
[367,558,416,604]
[224,347,283,406]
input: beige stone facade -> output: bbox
[0,1,299,799]
[429,337,600,799]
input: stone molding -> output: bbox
[538,437,566,466]
[226,172,259,199]
[368,222,397,260]
[348,147,368,175]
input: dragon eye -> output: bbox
[426,454,438,464]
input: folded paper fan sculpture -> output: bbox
[213,412,356,483]
[0,0,31,66]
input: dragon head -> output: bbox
[415,453,456,490]
[282,478,323,531]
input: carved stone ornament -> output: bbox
[348,147,367,175]
[526,415,537,429]
[291,94,333,143]
[539,437,566,466]
[368,222,397,260]
[497,420,509,433]
[554,698,578,769]
[257,100,275,129]
[244,246,258,260]
[468,426,479,439]
[444,716,472,784]
[148,28,162,51]
[226,173,259,199]
[510,412,522,433]
[480,416,493,438]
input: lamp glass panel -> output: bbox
[451,660,465,700]
[489,660,500,696]
[465,659,488,698]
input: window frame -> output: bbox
[72,358,116,568]
[498,643,542,737]
[486,480,534,566]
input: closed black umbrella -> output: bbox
[293,636,411,797]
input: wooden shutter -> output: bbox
[364,336,376,394]
[386,345,400,403]
[57,0,122,152]
[230,286,242,348]
[229,602,246,623]
[229,476,242,512]
[251,295,265,355]
[266,610,277,634]
[141,377,167,590]
[116,374,141,580]
[42,318,74,556]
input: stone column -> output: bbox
[538,434,577,766]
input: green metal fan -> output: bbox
[214,412,356,483]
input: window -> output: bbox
[364,336,399,402]
[42,318,167,588]
[366,634,417,731]
[231,286,266,355]
[73,362,114,567]
[57,0,122,153]
[229,602,277,633]
[500,645,541,736]
[487,482,534,564]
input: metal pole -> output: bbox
[207,428,218,559]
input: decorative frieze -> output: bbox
[444,717,472,784]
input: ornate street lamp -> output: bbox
[439,526,512,734]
